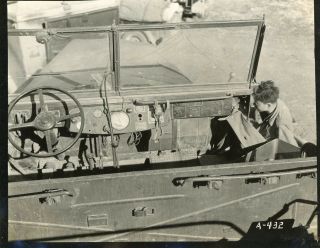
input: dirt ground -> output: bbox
[205,0,316,143]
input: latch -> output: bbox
[245,176,280,185]
[262,176,280,185]
[174,177,223,190]
[207,180,223,189]
[296,172,317,179]
[193,179,223,189]
[132,207,155,217]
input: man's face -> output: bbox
[254,100,269,113]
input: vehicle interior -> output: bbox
[8,19,310,181]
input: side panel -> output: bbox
[8,158,317,241]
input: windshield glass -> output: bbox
[9,23,260,94]
[119,25,258,88]
[8,31,111,94]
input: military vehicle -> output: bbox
[8,17,317,241]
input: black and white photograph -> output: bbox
[6,0,318,244]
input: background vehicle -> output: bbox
[8,16,317,241]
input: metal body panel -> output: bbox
[8,158,317,241]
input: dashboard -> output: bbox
[10,98,234,135]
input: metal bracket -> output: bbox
[262,176,280,185]
[38,189,73,205]
[132,207,155,217]
[35,30,70,44]
[207,180,223,189]
[296,172,317,179]
[174,176,223,190]
[36,31,52,44]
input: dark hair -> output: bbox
[253,80,279,103]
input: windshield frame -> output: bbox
[8,18,265,98]
[8,26,114,98]
[116,19,265,91]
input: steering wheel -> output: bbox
[8,87,85,158]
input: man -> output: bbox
[209,80,316,159]
[252,80,299,146]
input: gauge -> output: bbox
[110,111,130,130]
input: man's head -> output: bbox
[253,80,279,113]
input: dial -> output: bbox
[110,111,130,130]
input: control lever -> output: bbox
[152,101,163,143]
[100,71,119,168]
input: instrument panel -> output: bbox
[10,98,234,135]
[68,103,167,134]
